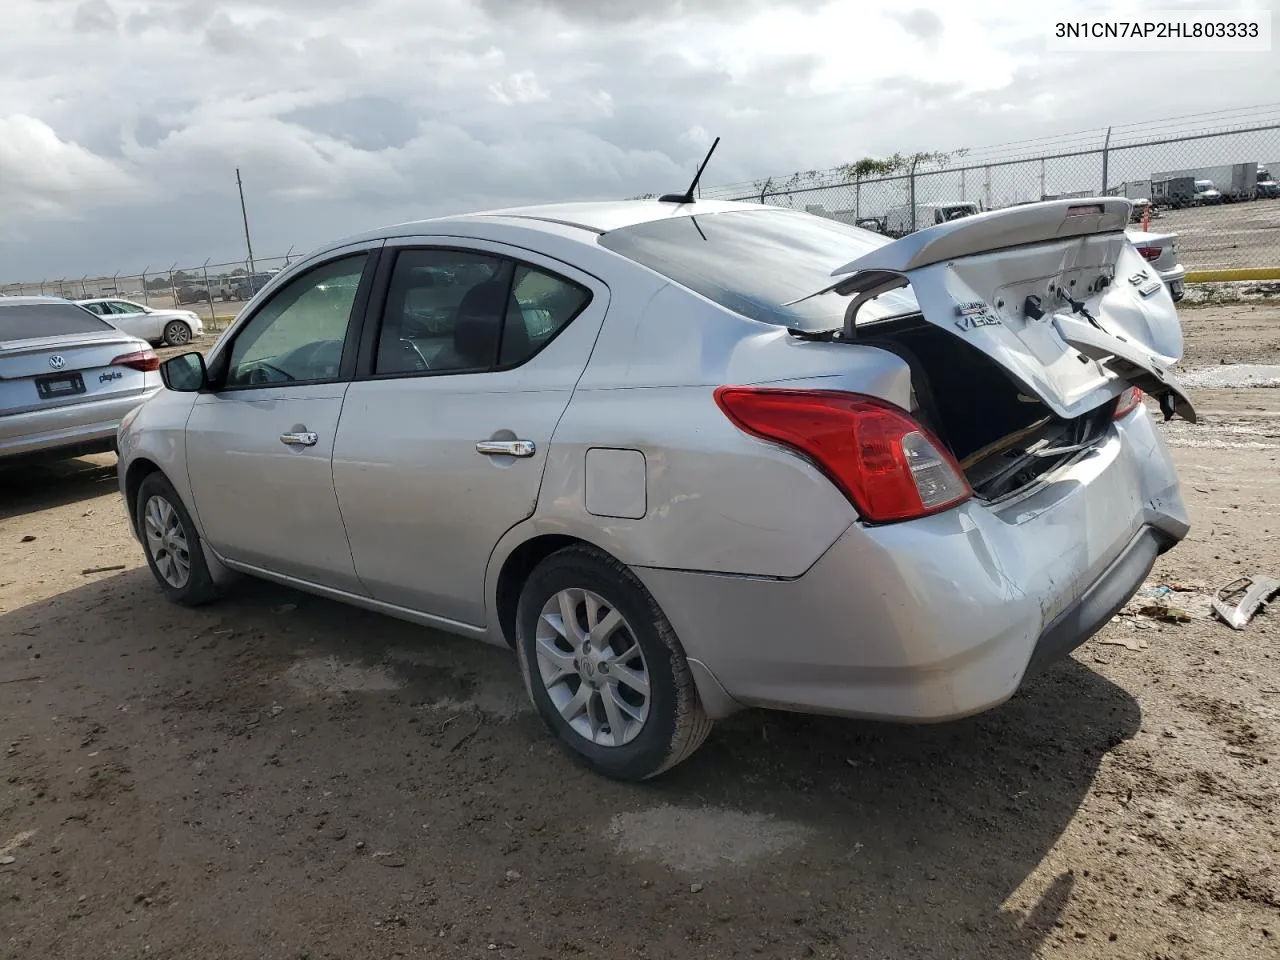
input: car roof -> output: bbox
[0,295,79,307]
[332,198,775,247]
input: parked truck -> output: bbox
[1107,180,1152,201]
[882,200,981,237]
[1151,176,1198,209]
[1150,163,1257,203]
[1258,163,1279,199]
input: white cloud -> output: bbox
[0,0,1277,278]
[0,115,138,233]
[488,71,551,105]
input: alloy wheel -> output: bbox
[143,494,191,588]
[535,587,650,747]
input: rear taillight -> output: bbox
[714,387,972,523]
[1113,386,1144,419]
[1136,245,1162,262]
[110,349,160,372]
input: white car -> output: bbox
[76,298,204,346]
[1125,230,1185,302]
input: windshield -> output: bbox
[597,208,920,330]
[1195,180,1215,190]
[0,302,114,341]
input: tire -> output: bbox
[163,320,193,346]
[515,545,713,781]
[136,472,219,606]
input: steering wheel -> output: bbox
[247,361,295,384]
[397,338,429,372]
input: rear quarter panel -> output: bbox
[493,278,916,589]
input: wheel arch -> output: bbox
[492,532,595,649]
[123,456,163,533]
[486,525,743,721]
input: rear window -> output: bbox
[597,208,919,330]
[0,302,114,341]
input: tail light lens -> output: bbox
[110,349,160,372]
[1113,386,1145,419]
[714,387,972,523]
[1136,245,1162,262]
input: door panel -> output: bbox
[186,384,361,590]
[182,250,376,592]
[333,242,609,627]
[333,378,571,623]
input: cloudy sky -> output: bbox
[2,0,1278,280]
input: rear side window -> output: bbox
[598,208,920,330]
[374,249,590,376]
[0,303,113,341]
[501,265,590,366]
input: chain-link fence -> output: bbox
[0,253,301,335]
[701,107,1280,282]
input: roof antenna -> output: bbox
[659,136,720,204]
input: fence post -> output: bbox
[1101,125,1112,195]
[1040,159,1046,201]
[39,280,45,295]
[168,266,177,308]
[908,158,919,233]
[984,166,991,210]
[960,168,966,201]
[141,268,150,305]
[201,259,217,331]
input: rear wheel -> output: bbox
[136,472,218,606]
[515,545,712,781]
[163,320,193,346]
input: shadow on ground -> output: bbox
[0,567,1141,960]
[0,454,119,521]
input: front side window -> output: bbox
[81,302,107,316]
[111,301,141,314]
[224,253,367,388]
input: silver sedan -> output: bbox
[117,197,1193,780]
[1,296,162,462]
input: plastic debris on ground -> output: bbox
[1211,575,1280,630]
[1113,582,1216,628]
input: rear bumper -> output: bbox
[0,389,160,460]
[637,406,1188,722]
[1021,524,1165,680]
[1159,263,1186,299]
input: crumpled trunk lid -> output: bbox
[817,198,1196,423]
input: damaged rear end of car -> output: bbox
[798,198,1194,510]
[606,198,1193,723]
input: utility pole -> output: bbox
[236,168,256,277]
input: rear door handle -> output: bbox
[476,439,536,458]
[280,431,318,447]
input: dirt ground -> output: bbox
[2,303,1278,960]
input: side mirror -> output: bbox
[161,352,208,392]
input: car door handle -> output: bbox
[476,439,536,458]
[280,431,318,447]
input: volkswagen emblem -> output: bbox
[48,355,66,370]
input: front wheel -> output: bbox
[163,320,193,346]
[136,472,218,606]
[515,546,712,781]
